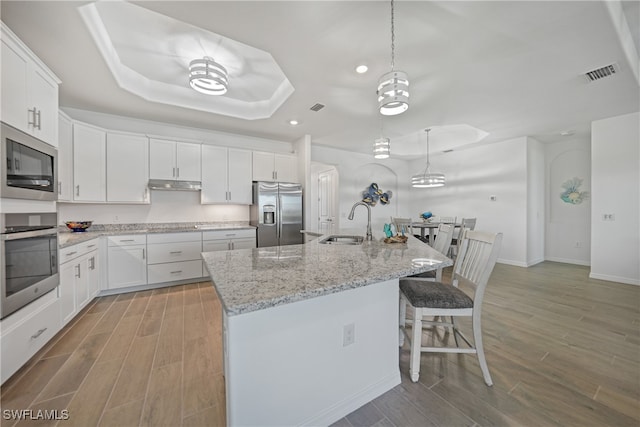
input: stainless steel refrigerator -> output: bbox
[250,182,303,247]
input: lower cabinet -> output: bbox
[0,291,60,383]
[59,239,100,324]
[146,232,203,284]
[106,235,147,290]
[202,229,256,251]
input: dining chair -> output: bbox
[398,229,503,386]
[390,216,413,237]
[438,216,457,224]
[450,217,477,258]
[408,223,454,282]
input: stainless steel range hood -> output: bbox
[147,179,201,191]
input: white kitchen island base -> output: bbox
[223,278,401,426]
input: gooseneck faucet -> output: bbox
[348,202,373,241]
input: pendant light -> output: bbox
[411,129,445,188]
[377,0,409,116]
[189,56,228,95]
[373,117,390,159]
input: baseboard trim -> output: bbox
[301,370,401,427]
[497,259,528,267]
[589,272,639,286]
[545,257,591,267]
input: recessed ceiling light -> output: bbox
[288,119,299,126]
[355,65,368,74]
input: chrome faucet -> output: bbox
[348,202,373,241]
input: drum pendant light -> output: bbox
[377,0,409,116]
[411,129,445,188]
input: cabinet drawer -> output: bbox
[60,239,99,264]
[147,241,202,264]
[147,231,201,244]
[107,234,147,246]
[1,297,60,383]
[147,260,203,285]
[202,228,255,241]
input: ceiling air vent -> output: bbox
[310,103,325,112]
[584,63,619,82]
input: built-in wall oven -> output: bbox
[1,121,57,201]
[1,212,58,319]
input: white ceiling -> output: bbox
[1,1,639,159]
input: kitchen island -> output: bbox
[202,232,452,426]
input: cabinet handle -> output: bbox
[76,185,80,197]
[169,251,182,254]
[89,257,95,270]
[231,241,235,250]
[228,191,231,201]
[75,264,81,278]
[36,109,42,130]
[14,158,20,171]
[31,328,47,340]
[58,182,62,195]
[142,249,145,259]
[170,270,183,274]
[28,107,37,128]
[66,251,77,257]
[225,234,236,237]
[119,239,135,242]
[176,167,180,178]
[172,167,176,177]
[87,244,96,248]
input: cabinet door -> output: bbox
[87,251,100,300]
[73,122,106,202]
[252,151,275,181]
[107,133,149,203]
[107,245,147,289]
[201,145,228,203]
[203,240,231,252]
[0,39,28,132]
[176,142,201,181]
[274,153,298,183]
[228,148,253,204]
[149,139,176,180]
[58,113,73,201]
[59,261,77,324]
[76,255,90,310]
[28,65,59,146]
[231,237,256,250]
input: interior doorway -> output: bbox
[310,163,339,236]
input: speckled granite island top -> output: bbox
[202,231,452,316]
[58,222,254,248]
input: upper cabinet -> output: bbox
[1,23,60,147]
[58,112,73,201]
[252,151,298,183]
[107,132,149,203]
[73,122,106,202]
[201,145,252,204]
[149,139,201,182]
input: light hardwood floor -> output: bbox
[1,262,638,426]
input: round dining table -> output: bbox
[411,221,461,243]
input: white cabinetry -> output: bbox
[0,291,60,384]
[252,151,297,183]
[201,145,252,204]
[147,232,203,284]
[58,112,73,201]
[107,132,149,203]
[73,122,106,202]
[149,139,201,181]
[202,229,256,252]
[106,235,147,290]
[59,239,100,324]
[1,23,60,147]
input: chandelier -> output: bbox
[189,56,228,95]
[377,0,409,116]
[411,129,445,188]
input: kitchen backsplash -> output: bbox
[57,190,249,224]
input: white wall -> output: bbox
[527,138,545,266]
[311,145,412,234]
[58,191,249,224]
[590,112,640,285]
[545,136,591,265]
[408,138,529,266]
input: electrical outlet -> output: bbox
[602,214,616,221]
[490,195,497,201]
[343,323,355,347]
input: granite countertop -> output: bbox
[202,230,453,317]
[58,222,255,248]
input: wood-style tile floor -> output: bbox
[1,262,639,426]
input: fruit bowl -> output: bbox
[65,221,92,232]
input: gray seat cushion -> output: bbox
[400,279,473,309]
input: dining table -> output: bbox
[411,221,462,243]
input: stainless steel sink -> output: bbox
[318,235,364,245]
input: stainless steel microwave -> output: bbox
[1,122,57,201]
